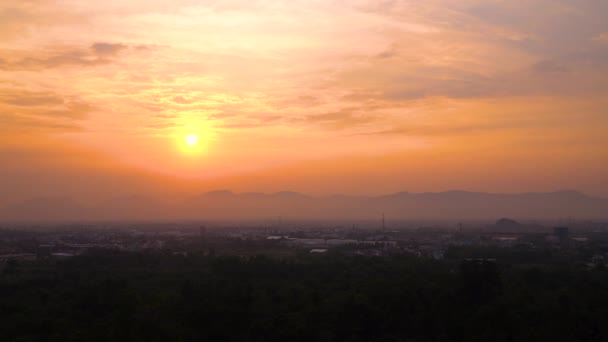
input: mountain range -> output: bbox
[1,190,606,222]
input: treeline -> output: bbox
[1,250,608,341]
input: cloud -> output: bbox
[144,122,176,130]
[303,108,382,130]
[270,95,323,109]
[172,96,191,104]
[312,0,608,103]
[0,42,130,71]
[91,42,128,56]
[0,113,83,133]
[0,1,82,40]
[351,96,608,145]
[357,121,523,138]
[3,92,64,106]
[216,122,268,129]
[152,114,179,119]
[464,0,608,59]
[208,112,236,119]
[0,88,93,133]
[0,0,606,196]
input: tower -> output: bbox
[554,227,569,248]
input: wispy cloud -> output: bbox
[0,0,607,194]
[0,88,93,133]
[0,42,131,71]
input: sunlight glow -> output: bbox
[186,134,198,147]
[177,130,210,157]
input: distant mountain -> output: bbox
[496,218,521,226]
[0,190,607,221]
[493,217,545,232]
[271,191,311,200]
[198,190,236,198]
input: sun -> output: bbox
[185,134,198,147]
[176,126,213,156]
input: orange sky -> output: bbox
[1,0,608,200]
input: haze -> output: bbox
[1,0,608,220]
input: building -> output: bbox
[554,227,569,247]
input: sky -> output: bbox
[1,0,608,202]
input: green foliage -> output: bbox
[1,250,607,341]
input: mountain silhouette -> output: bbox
[1,190,606,221]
